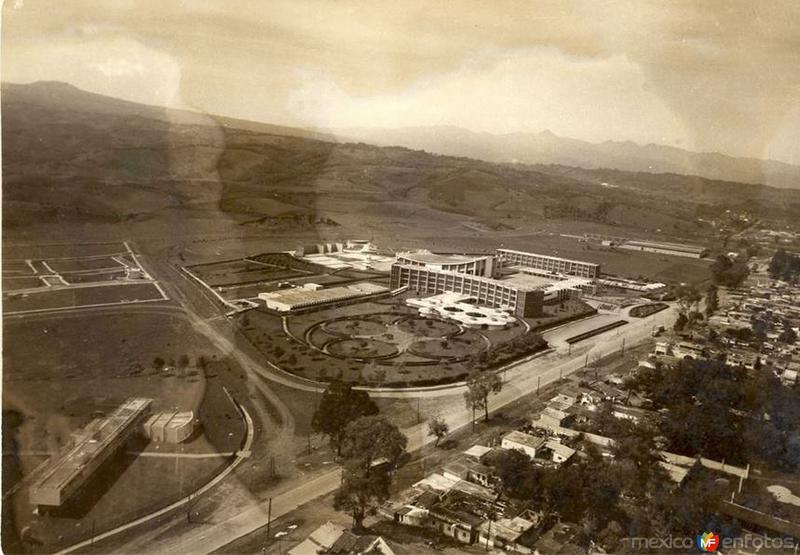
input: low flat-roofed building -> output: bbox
[501,430,546,459]
[463,444,492,461]
[534,406,568,429]
[617,240,708,259]
[544,440,576,464]
[442,456,495,489]
[477,516,537,552]
[258,282,388,312]
[29,398,152,508]
[287,521,346,555]
[143,410,194,444]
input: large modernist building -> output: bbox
[29,398,152,508]
[390,263,543,317]
[495,249,600,279]
[395,250,496,278]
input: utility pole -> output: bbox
[263,497,272,554]
[621,337,626,356]
[537,376,541,395]
[417,398,421,424]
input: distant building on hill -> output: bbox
[617,239,708,259]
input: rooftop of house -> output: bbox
[544,440,576,461]
[502,430,547,451]
[463,444,492,460]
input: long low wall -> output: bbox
[565,320,627,344]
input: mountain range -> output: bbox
[334,126,800,190]
[3,81,799,240]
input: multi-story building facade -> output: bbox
[495,249,600,279]
[395,251,495,278]
[390,264,543,317]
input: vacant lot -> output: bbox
[63,269,128,284]
[189,258,306,287]
[3,282,165,313]
[2,242,128,260]
[2,276,43,291]
[46,256,123,273]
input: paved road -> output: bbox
[47,245,673,553]
[142,304,676,554]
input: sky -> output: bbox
[3,0,800,164]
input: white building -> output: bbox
[501,430,546,459]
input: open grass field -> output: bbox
[2,242,129,260]
[2,310,229,551]
[188,258,307,288]
[45,256,124,273]
[3,282,166,314]
[19,442,225,551]
[2,276,43,291]
[63,269,128,284]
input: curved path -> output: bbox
[54,397,255,555]
[149,303,678,555]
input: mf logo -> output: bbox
[696,532,720,552]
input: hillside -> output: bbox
[336,125,800,190]
[3,82,799,239]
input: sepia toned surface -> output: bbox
[2,2,800,554]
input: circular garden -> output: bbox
[271,303,529,387]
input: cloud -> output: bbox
[288,47,692,148]
[6,31,187,110]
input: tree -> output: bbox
[710,254,749,287]
[312,382,379,456]
[334,416,407,530]
[178,354,190,369]
[463,371,503,426]
[494,448,543,500]
[779,327,798,344]
[334,465,391,531]
[339,415,408,471]
[673,312,688,332]
[153,356,165,371]
[768,249,800,282]
[674,284,701,315]
[611,425,666,496]
[705,284,719,317]
[427,416,449,447]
